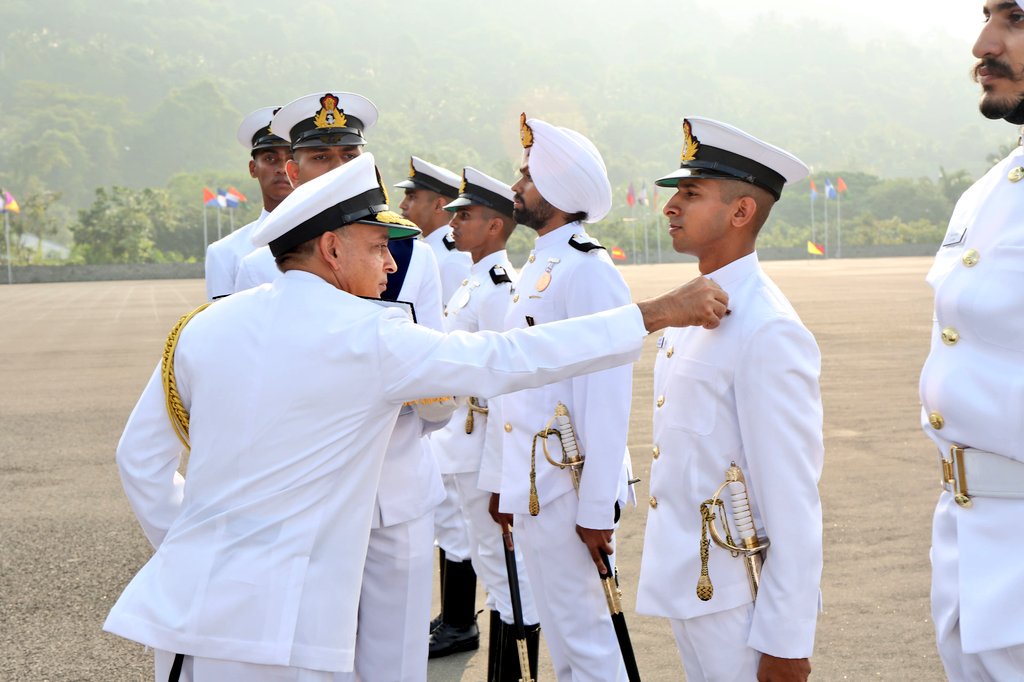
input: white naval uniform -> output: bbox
[339,239,447,682]
[429,251,538,625]
[234,244,281,293]
[497,222,633,682]
[232,239,447,682]
[105,269,651,678]
[636,252,824,676]
[204,209,269,301]
[921,143,1024,679]
[423,225,475,561]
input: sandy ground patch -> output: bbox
[0,258,945,680]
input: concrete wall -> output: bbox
[2,244,940,284]
[3,262,204,284]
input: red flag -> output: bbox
[228,186,248,202]
[203,187,217,206]
[836,177,848,193]
[626,183,636,208]
[807,241,824,256]
[610,246,627,261]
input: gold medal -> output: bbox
[1009,166,1024,182]
[535,258,559,292]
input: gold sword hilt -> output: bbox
[696,462,769,601]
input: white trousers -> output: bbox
[155,650,333,682]
[336,510,434,682]
[669,603,760,682]
[932,494,1024,681]
[451,470,538,624]
[515,491,626,682]
[435,472,472,560]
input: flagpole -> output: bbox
[216,209,222,241]
[837,192,842,258]
[810,190,816,245]
[203,202,208,250]
[229,207,235,232]
[824,191,829,258]
[4,209,11,286]
[642,211,649,265]
[655,210,662,264]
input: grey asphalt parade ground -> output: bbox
[1,257,946,681]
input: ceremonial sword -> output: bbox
[501,524,535,682]
[532,402,642,682]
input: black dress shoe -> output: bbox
[429,613,442,633]
[428,620,480,658]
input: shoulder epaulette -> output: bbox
[569,233,605,253]
[489,265,512,285]
[443,233,457,251]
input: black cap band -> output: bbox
[678,144,786,199]
[269,187,388,257]
[396,172,460,199]
[452,184,514,217]
[251,125,289,150]
[288,114,367,149]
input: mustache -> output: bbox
[973,57,1022,82]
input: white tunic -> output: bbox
[431,250,517,475]
[495,223,633,529]
[204,210,269,301]
[423,225,472,306]
[103,270,649,672]
[234,245,281,293]
[636,252,824,660]
[920,143,1024,654]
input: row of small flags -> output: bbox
[809,177,848,201]
[0,190,20,214]
[625,182,659,210]
[202,186,248,209]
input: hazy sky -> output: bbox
[708,1,983,47]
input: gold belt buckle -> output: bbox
[942,445,972,509]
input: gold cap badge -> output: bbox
[459,171,468,195]
[408,158,416,178]
[313,93,347,129]
[520,112,534,148]
[680,119,699,163]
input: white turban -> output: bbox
[523,117,612,223]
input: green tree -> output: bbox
[72,186,157,263]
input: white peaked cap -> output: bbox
[252,153,419,256]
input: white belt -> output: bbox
[939,445,1024,508]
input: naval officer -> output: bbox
[428,166,542,678]
[234,91,377,293]
[491,114,633,681]
[104,151,732,682]
[394,156,480,657]
[204,106,293,301]
[229,91,448,682]
[922,1,1024,678]
[635,117,824,682]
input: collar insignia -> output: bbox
[313,93,347,129]
[680,119,699,163]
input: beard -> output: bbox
[974,58,1024,124]
[513,195,557,231]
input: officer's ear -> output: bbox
[285,159,300,188]
[318,230,344,270]
[728,196,759,231]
